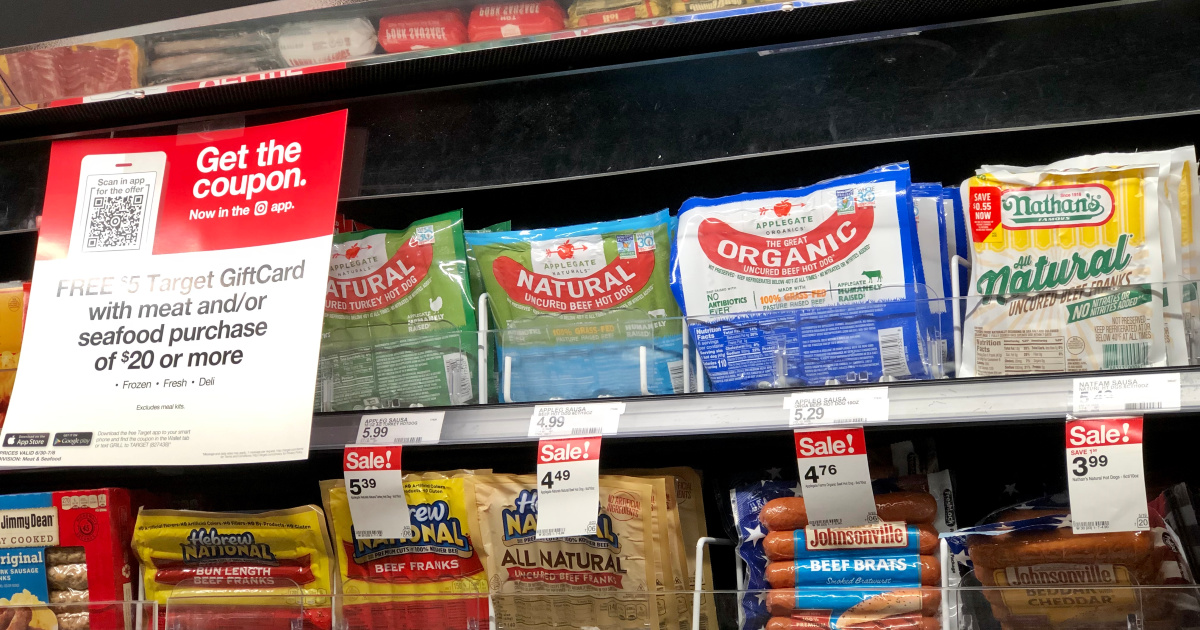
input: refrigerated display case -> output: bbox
[3,0,1200,629]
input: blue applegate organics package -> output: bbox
[466,210,683,402]
[913,183,952,377]
[671,164,933,390]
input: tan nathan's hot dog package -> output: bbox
[464,473,656,630]
[0,489,134,630]
[131,506,334,630]
[320,473,488,630]
[945,497,1197,629]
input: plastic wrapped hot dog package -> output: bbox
[943,495,1199,630]
[671,164,937,391]
[731,467,956,630]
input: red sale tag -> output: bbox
[1065,418,1148,533]
[536,436,602,539]
[794,428,878,527]
[343,445,412,540]
[968,186,1002,243]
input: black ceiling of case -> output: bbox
[0,0,1104,142]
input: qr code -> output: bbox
[84,189,150,252]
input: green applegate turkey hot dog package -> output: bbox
[316,210,478,410]
[466,210,684,402]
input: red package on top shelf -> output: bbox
[468,0,567,42]
[379,10,468,52]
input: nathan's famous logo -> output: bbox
[976,233,1133,303]
[1001,185,1114,229]
[182,528,276,563]
[353,499,472,559]
[501,489,620,550]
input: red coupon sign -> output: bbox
[536,436,602,539]
[795,427,878,527]
[1065,418,1148,533]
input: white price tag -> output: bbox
[356,411,446,445]
[342,445,413,540]
[1065,418,1149,533]
[535,436,601,539]
[529,403,624,438]
[1072,373,1180,414]
[794,427,878,527]
[785,387,889,427]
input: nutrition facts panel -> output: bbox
[973,332,1066,376]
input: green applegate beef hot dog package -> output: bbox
[467,220,511,403]
[317,210,477,409]
[466,210,684,402]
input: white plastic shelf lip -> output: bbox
[309,367,1200,449]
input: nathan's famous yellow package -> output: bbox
[960,166,1165,376]
[607,475,676,630]
[320,473,487,630]
[132,506,334,630]
[465,473,656,630]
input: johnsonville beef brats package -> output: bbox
[960,166,1167,376]
[466,211,683,402]
[672,165,934,390]
[131,506,334,630]
[0,489,134,630]
[318,211,477,410]
[945,497,1198,630]
[464,473,656,630]
[320,474,488,630]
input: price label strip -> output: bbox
[357,411,446,445]
[1072,373,1180,414]
[529,402,624,438]
[342,445,413,540]
[785,387,889,427]
[794,427,878,527]
[536,436,602,540]
[1065,417,1149,533]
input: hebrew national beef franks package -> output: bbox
[464,474,656,630]
[960,166,1166,376]
[319,211,477,410]
[132,506,334,630]
[671,164,933,390]
[320,474,487,630]
[466,211,683,402]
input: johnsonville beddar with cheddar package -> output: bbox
[318,211,477,410]
[960,166,1167,376]
[464,473,656,630]
[131,506,334,630]
[0,489,134,630]
[671,164,935,389]
[319,473,487,630]
[466,211,684,402]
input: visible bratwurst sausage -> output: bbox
[766,588,941,617]
[764,524,940,561]
[766,614,941,630]
[765,556,941,588]
[760,493,938,531]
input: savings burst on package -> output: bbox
[0,111,345,466]
[671,164,936,390]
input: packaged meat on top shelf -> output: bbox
[467,210,683,402]
[0,282,24,430]
[468,1,567,42]
[378,11,469,53]
[671,164,938,390]
[0,489,134,630]
[960,147,1200,377]
[142,28,283,86]
[0,40,139,106]
[278,18,378,67]
[567,0,669,29]
[944,494,1199,630]
[318,211,478,410]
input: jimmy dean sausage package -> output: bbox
[131,506,334,629]
[960,166,1167,376]
[464,473,656,630]
[319,211,477,410]
[0,489,134,630]
[466,210,683,402]
[320,474,487,630]
[671,164,933,390]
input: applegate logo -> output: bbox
[353,499,472,560]
[182,528,277,563]
[1001,185,1114,229]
